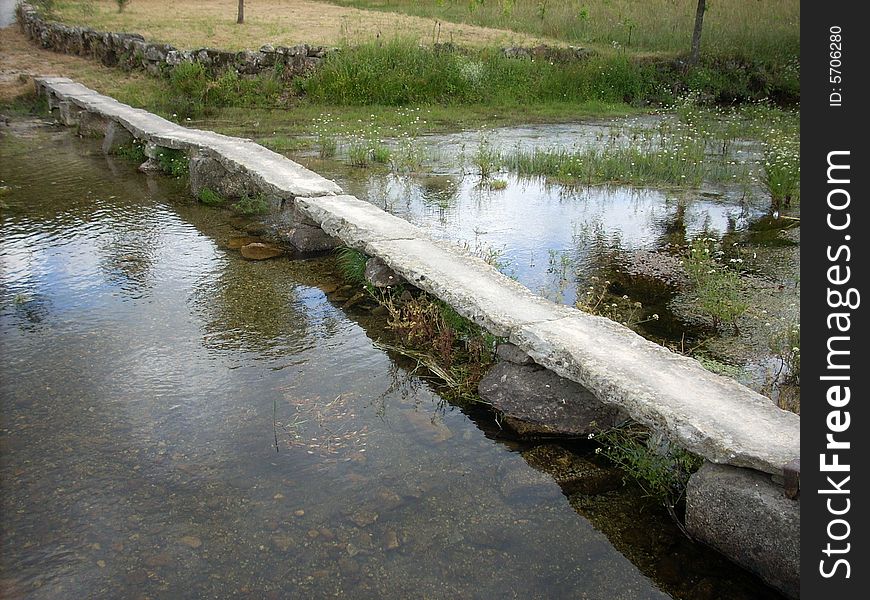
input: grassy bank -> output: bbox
[325,0,800,63]
[39,1,798,108]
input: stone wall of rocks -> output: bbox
[16,2,592,81]
[16,2,330,78]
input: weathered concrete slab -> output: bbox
[365,238,575,338]
[34,77,341,199]
[513,313,799,475]
[296,195,421,248]
[686,463,799,598]
[34,76,800,479]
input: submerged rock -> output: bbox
[478,362,624,438]
[498,463,562,504]
[521,444,620,496]
[226,236,263,249]
[179,535,202,549]
[240,242,283,260]
[383,529,400,551]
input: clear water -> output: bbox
[0,122,784,599]
[301,120,767,307]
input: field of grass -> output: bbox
[299,38,666,106]
[325,0,800,63]
[48,0,556,49]
[35,0,799,109]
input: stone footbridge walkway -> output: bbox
[34,77,799,478]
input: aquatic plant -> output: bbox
[683,237,748,334]
[391,135,426,173]
[155,147,188,178]
[378,292,497,403]
[472,133,500,179]
[316,133,338,159]
[113,140,146,162]
[767,319,800,385]
[595,422,703,515]
[335,247,368,286]
[197,187,226,207]
[576,276,660,330]
[761,138,800,211]
[232,193,270,216]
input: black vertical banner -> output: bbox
[802,1,869,597]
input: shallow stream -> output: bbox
[0,121,785,598]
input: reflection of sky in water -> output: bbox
[0,125,684,600]
[341,171,759,303]
[309,117,766,303]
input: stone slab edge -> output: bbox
[34,78,340,198]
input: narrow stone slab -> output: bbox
[296,195,421,248]
[513,313,799,474]
[366,238,575,338]
[201,140,341,199]
[34,78,341,198]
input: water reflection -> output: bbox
[2,122,679,599]
[327,167,758,306]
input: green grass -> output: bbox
[232,193,271,216]
[335,247,369,285]
[197,187,227,206]
[299,38,797,108]
[325,0,799,64]
[299,39,668,106]
[165,62,284,118]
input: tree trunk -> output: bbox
[689,0,706,66]
[237,0,245,25]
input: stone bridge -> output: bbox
[32,77,799,597]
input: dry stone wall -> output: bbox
[16,2,592,81]
[16,2,330,78]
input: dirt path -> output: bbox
[0,25,133,102]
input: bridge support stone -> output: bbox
[478,355,625,439]
[102,120,133,154]
[686,462,799,598]
[78,111,110,138]
[58,100,83,126]
[189,153,256,200]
